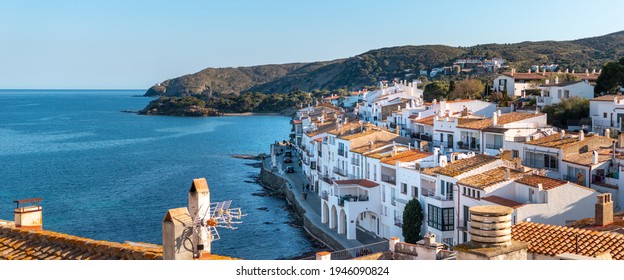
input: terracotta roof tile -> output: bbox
[456,112,543,130]
[512,222,624,259]
[458,167,525,189]
[380,150,431,165]
[413,115,434,126]
[591,95,624,102]
[515,174,567,190]
[434,155,498,177]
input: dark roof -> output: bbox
[334,179,379,188]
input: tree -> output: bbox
[449,79,485,100]
[541,96,589,128]
[595,57,624,95]
[402,198,424,244]
[423,80,449,102]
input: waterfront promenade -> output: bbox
[262,146,384,252]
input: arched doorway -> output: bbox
[330,205,337,229]
[338,209,347,235]
[322,201,329,224]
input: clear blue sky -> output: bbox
[1,0,623,89]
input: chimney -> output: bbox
[565,68,569,74]
[555,75,559,84]
[492,111,498,126]
[619,133,624,148]
[433,147,440,164]
[462,106,468,117]
[605,129,611,138]
[497,110,502,117]
[592,69,596,74]
[595,193,614,227]
[13,198,43,230]
[560,130,566,140]
[504,168,510,180]
[511,68,515,76]
[579,130,584,141]
[189,178,211,257]
[423,233,436,246]
[162,207,194,260]
[572,69,575,74]
[592,151,599,165]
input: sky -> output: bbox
[1,0,623,89]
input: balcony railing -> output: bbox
[422,189,453,201]
[338,194,369,206]
[412,132,433,142]
[333,167,348,177]
[381,174,396,185]
[458,142,480,151]
[321,191,328,201]
[431,140,452,149]
[351,157,360,165]
[563,174,586,186]
[321,176,333,185]
[394,216,403,227]
[485,143,502,150]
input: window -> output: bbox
[512,150,519,158]
[412,186,418,198]
[476,191,480,199]
[427,205,454,231]
[529,188,535,203]
[338,143,345,157]
[557,89,562,98]
[525,151,558,171]
[391,188,397,206]
[604,112,608,118]
[401,183,407,194]
[384,206,388,216]
[564,90,570,98]
[381,185,385,202]
[486,134,503,149]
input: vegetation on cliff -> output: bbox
[145,31,624,98]
[140,90,317,116]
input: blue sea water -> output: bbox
[0,89,317,259]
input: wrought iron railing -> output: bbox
[381,174,396,185]
[333,167,348,177]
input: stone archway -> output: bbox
[330,205,337,229]
[322,201,329,224]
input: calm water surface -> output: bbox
[0,90,316,259]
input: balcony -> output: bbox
[333,167,348,177]
[421,189,453,201]
[338,194,369,206]
[394,216,403,227]
[412,132,433,142]
[458,142,480,151]
[351,157,360,165]
[321,191,328,201]
[321,176,333,185]
[381,174,396,185]
[431,140,452,149]
[485,143,502,150]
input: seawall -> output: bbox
[259,165,345,251]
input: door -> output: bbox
[447,134,453,148]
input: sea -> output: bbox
[0,89,319,260]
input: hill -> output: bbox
[145,31,624,97]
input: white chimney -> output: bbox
[497,110,502,117]
[592,151,599,165]
[13,198,43,230]
[579,130,584,141]
[492,111,498,126]
[188,178,211,257]
[439,155,448,167]
[605,129,611,138]
[555,75,559,84]
[433,147,440,165]
[560,130,566,139]
[440,100,447,115]
[504,168,510,180]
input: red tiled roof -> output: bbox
[512,222,624,260]
[380,150,431,165]
[434,155,498,177]
[413,115,435,126]
[334,179,379,188]
[515,174,567,190]
[456,112,543,130]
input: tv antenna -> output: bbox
[192,200,245,249]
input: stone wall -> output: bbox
[302,215,344,251]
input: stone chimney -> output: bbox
[454,205,528,260]
[13,198,43,230]
[560,130,566,140]
[504,168,510,180]
[595,193,614,227]
[188,178,211,257]
[492,111,498,126]
[511,68,515,76]
[462,106,468,117]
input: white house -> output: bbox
[537,79,595,108]
[493,69,600,97]
[590,95,624,134]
